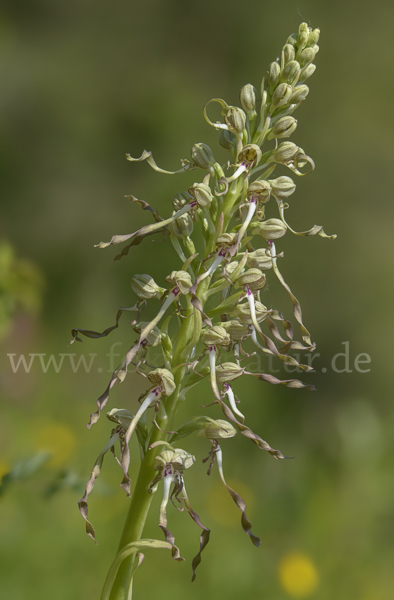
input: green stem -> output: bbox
[107,427,163,600]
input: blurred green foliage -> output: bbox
[1,1,393,599]
[0,240,44,339]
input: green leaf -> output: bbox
[207,290,244,318]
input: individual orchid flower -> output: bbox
[224,143,263,184]
[133,321,162,350]
[94,175,214,256]
[95,200,198,251]
[266,141,315,176]
[69,275,165,346]
[203,98,247,153]
[202,235,235,281]
[220,318,252,363]
[200,419,260,547]
[130,274,166,300]
[226,179,271,258]
[212,363,311,454]
[269,241,313,345]
[201,325,231,401]
[86,272,193,429]
[78,408,144,543]
[120,368,176,495]
[237,286,313,372]
[191,143,225,181]
[267,175,337,239]
[246,247,273,270]
[148,444,210,581]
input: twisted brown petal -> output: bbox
[216,445,260,547]
[78,431,120,543]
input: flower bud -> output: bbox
[247,248,273,271]
[272,141,299,164]
[288,84,309,105]
[240,84,257,118]
[191,143,216,169]
[161,332,172,363]
[131,274,165,300]
[247,180,271,204]
[252,218,287,240]
[268,116,297,140]
[268,61,281,87]
[219,128,237,150]
[270,83,293,112]
[225,106,246,135]
[299,63,317,83]
[168,211,194,239]
[202,419,237,440]
[220,319,250,341]
[224,261,244,277]
[165,270,192,295]
[286,33,298,47]
[173,449,195,470]
[202,325,231,348]
[233,300,268,324]
[283,44,296,64]
[236,268,266,291]
[298,48,315,68]
[188,182,212,208]
[215,362,244,383]
[268,175,296,200]
[173,190,193,210]
[237,144,262,169]
[134,322,162,347]
[297,22,309,51]
[307,28,320,46]
[280,60,301,86]
[147,368,176,397]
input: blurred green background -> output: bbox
[1,0,393,599]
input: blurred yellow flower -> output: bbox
[278,551,319,597]
[0,458,11,482]
[32,421,77,468]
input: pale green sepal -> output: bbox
[169,416,218,443]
